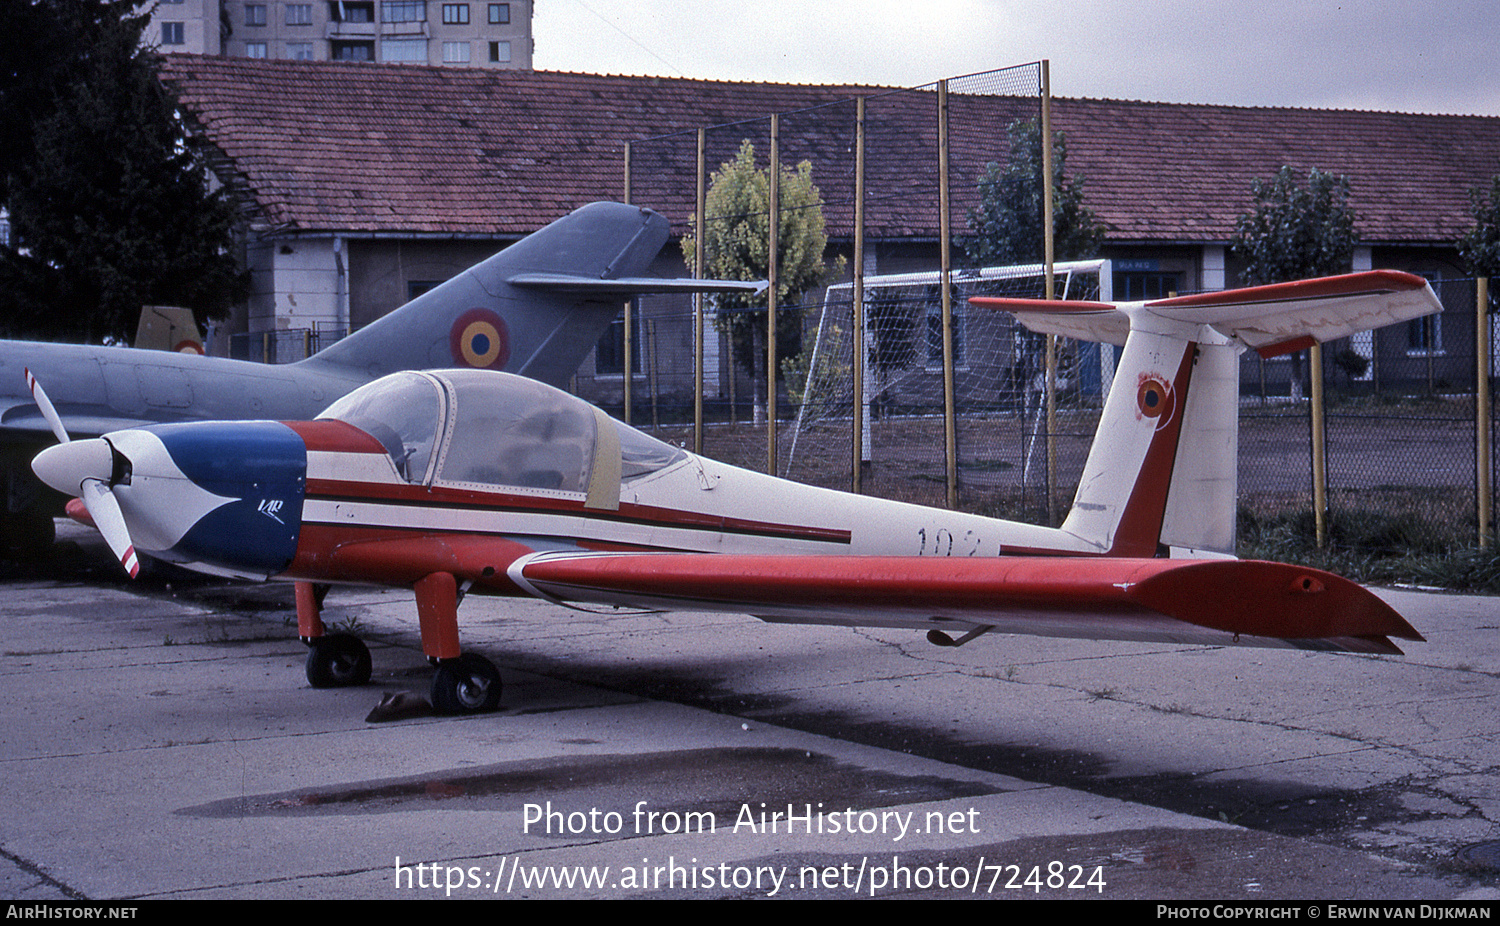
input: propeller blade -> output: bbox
[24,369,71,445]
[81,479,139,578]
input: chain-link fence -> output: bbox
[1239,277,1491,554]
[626,64,1054,512]
[229,326,347,363]
[594,283,1493,553]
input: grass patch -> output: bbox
[1237,502,1500,592]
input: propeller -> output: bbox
[25,370,141,578]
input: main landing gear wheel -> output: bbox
[430,652,502,714]
[305,633,372,688]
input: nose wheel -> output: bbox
[431,652,502,714]
[305,633,372,688]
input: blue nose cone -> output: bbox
[148,421,307,576]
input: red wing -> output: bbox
[511,553,1422,655]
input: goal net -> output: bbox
[784,259,1112,493]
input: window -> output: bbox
[331,39,374,60]
[442,3,468,23]
[382,0,426,22]
[595,316,643,377]
[245,41,268,57]
[442,41,470,63]
[319,372,443,484]
[382,38,427,62]
[161,22,185,44]
[286,3,312,24]
[1113,271,1180,301]
[245,4,266,25]
[487,2,508,23]
[1408,315,1443,355]
[488,39,509,63]
[287,41,314,59]
[437,374,597,493]
[1407,273,1444,355]
[329,1,373,22]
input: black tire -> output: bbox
[430,652,501,714]
[305,633,372,688]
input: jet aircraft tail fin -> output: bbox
[973,271,1442,557]
[298,202,761,389]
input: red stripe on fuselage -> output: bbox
[302,477,853,546]
[1108,341,1197,557]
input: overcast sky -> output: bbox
[532,0,1500,117]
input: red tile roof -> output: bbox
[159,55,1500,246]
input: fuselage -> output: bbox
[36,368,1097,589]
[281,418,1095,592]
[0,339,367,437]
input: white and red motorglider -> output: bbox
[30,270,1435,713]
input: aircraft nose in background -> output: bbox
[31,438,115,496]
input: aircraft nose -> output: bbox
[32,438,115,495]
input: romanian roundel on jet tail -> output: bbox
[450,308,511,369]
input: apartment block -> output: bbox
[150,0,533,67]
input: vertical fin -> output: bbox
[1059,330,1201,556]
[297,202,668,387]
[1158,342,1239,553]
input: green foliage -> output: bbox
[964,118,1104,267]
[0,0,245,342]
[1457,175,1500,283]
[780,320,850,407]
[682,139,844,380]
[1230,167,1357,285]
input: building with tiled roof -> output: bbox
[158,55,1500,389]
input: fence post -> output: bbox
[623,303,634,424]
[1310,344,1328,548]
[851,97,866,495]
[694,128,706,456]
[937,80,957,509]
[623,141,633,423]
[1479,277,1492,548]
[1041,60,1059,525]
[767,114,780,476]
[648,318,659,431]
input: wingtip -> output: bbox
[1132,560,1425,651]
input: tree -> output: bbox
[1231,167,1358,401]
[964,118,1104,268]
[681,139,844,418]
[0,0,245,342]
[1458,175,1500,289]
[1230,166,1357,285]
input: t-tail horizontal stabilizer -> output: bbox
[508,273,767,296]
[970,270,1441,354]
